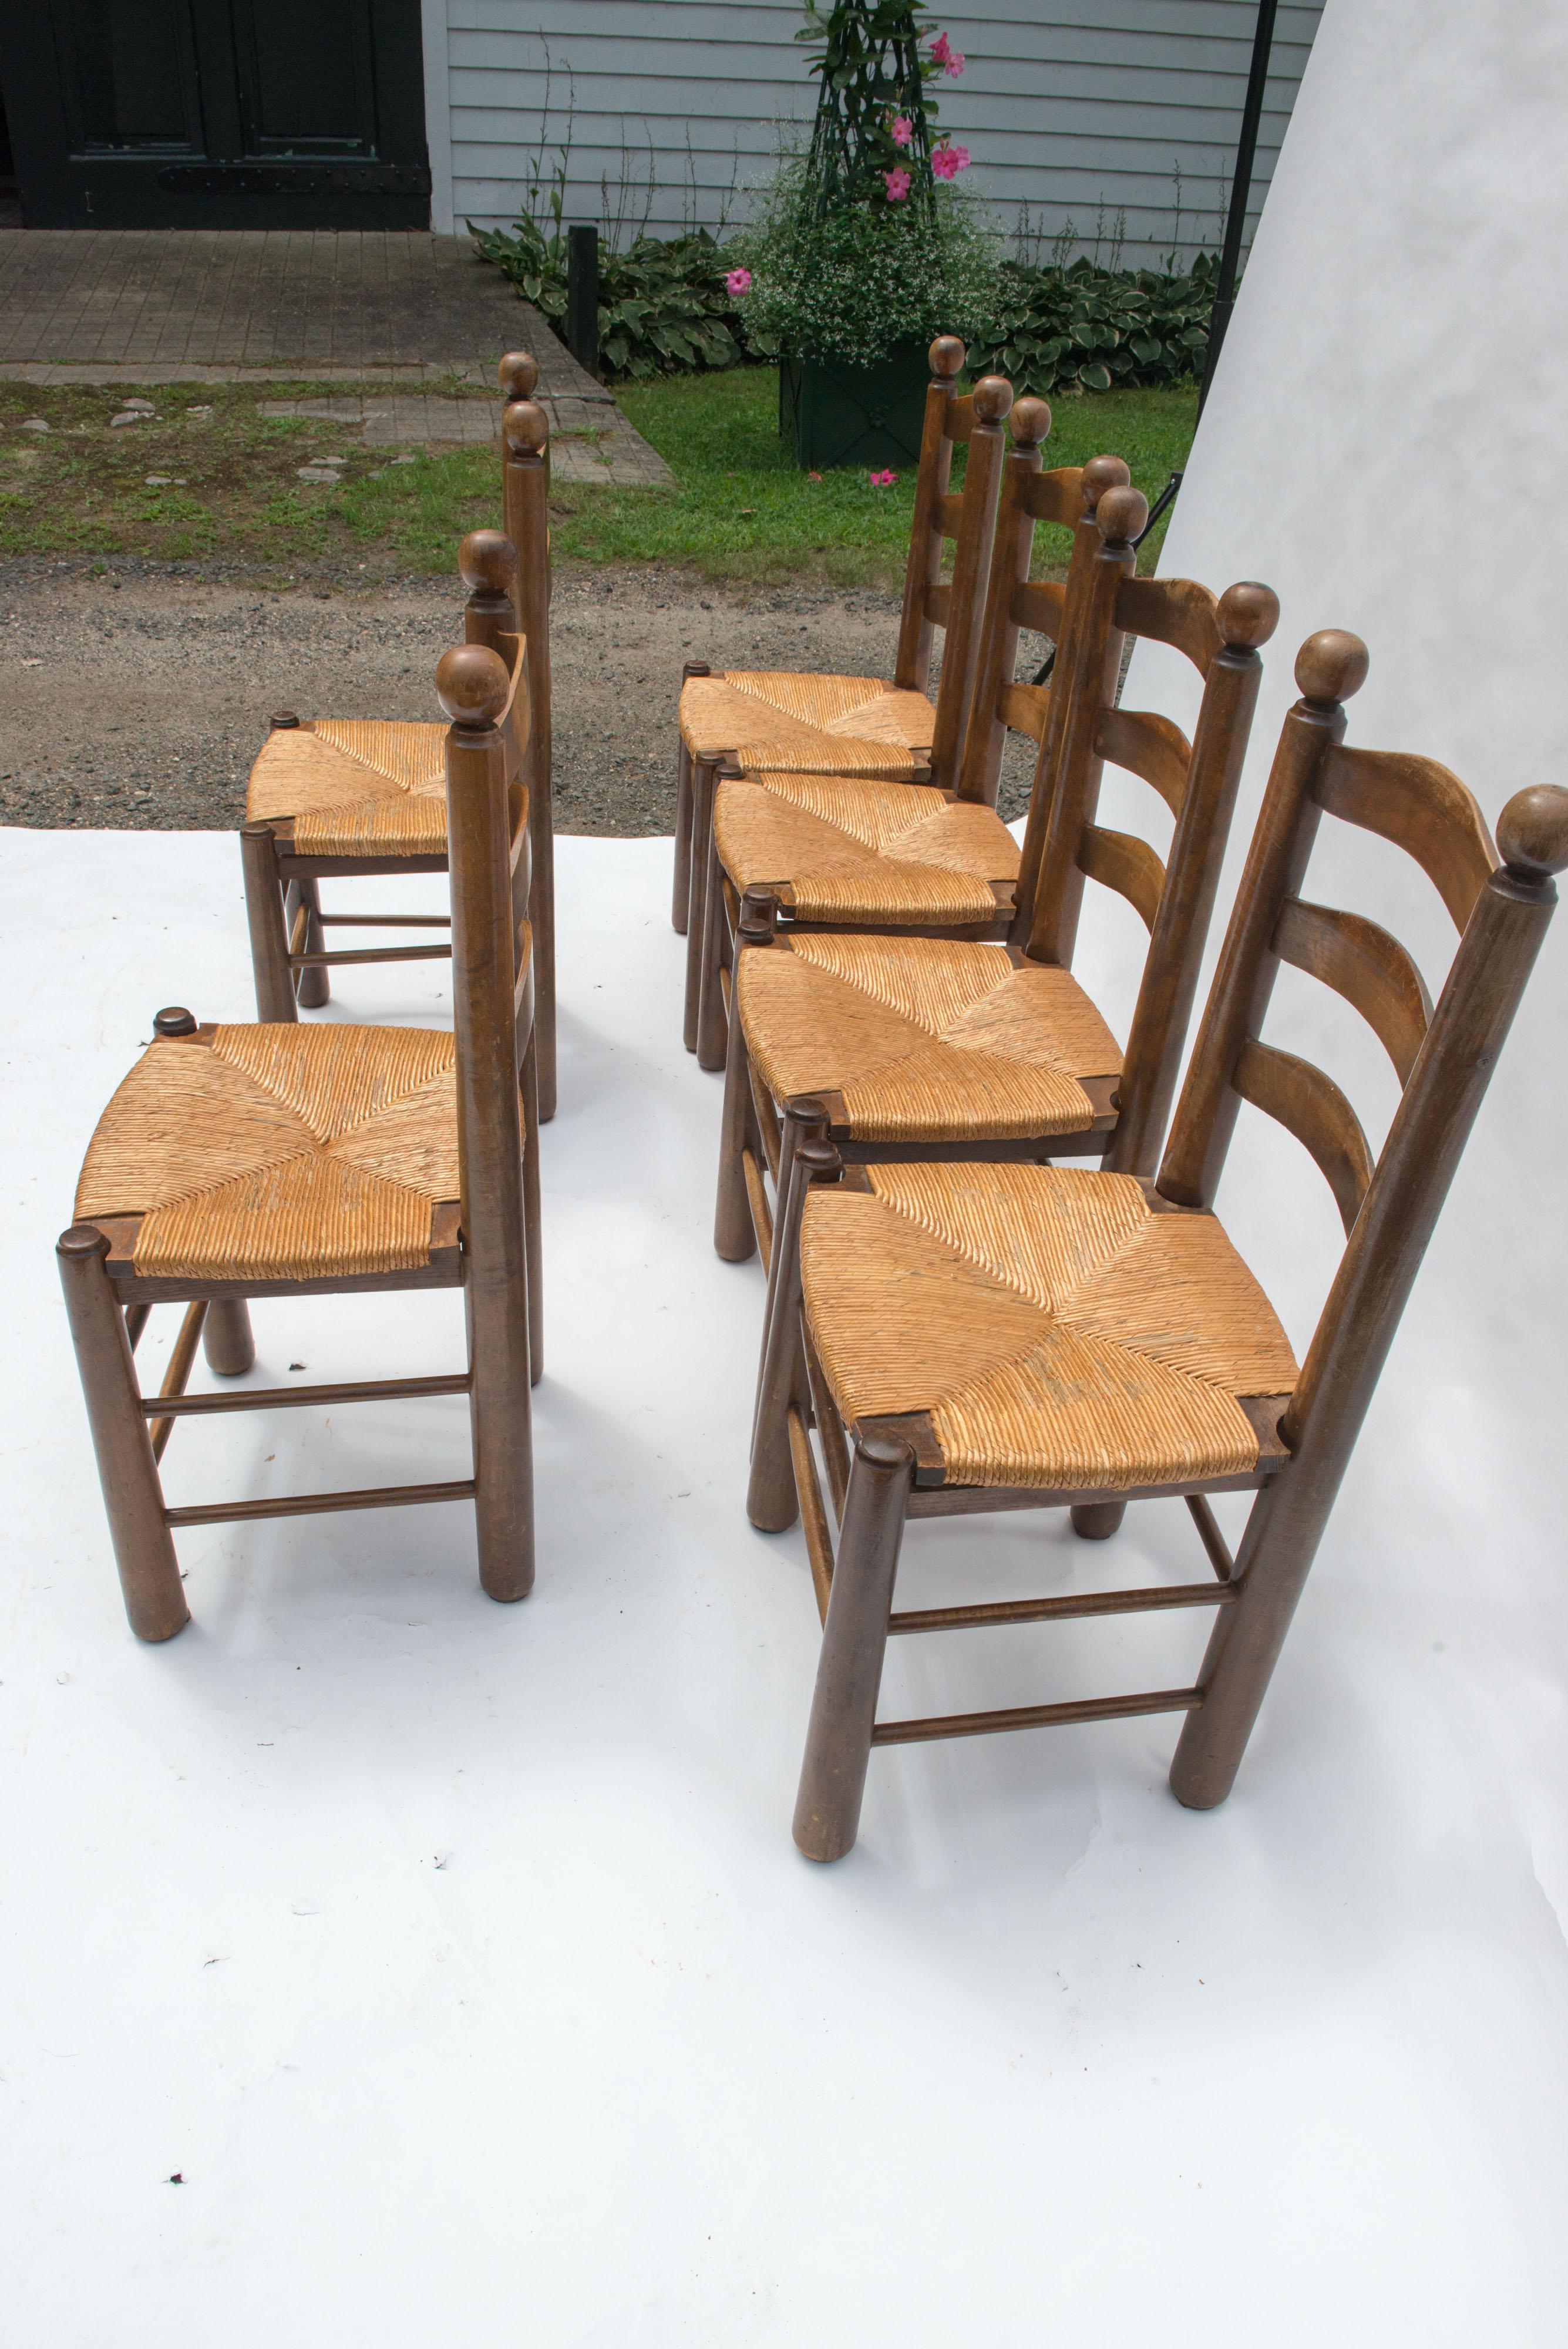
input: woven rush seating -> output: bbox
[800,1162,1297,1490]
[678,669,934,780]
[75,1021,460,1281]
[247,718,451,857]
[738,935,1120,1140]
[711,769,1019,925]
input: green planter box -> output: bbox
[779,343,929,471]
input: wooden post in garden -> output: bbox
[567,225,599,377]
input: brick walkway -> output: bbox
[0,229,672,482]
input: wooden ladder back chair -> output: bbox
[722,490,1277,1472]
[59,640,541,1641]
[242,521,530,1004]
[499,377,557,1122]
[687,375,1017,1075]
[761,626,1568,1860]
[711,430,1138,1273]
[673,331,971,940]
[679,355,1015,1057]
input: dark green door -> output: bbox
[0,1,429,227]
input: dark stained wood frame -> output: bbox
[238,351,558,1120]
[688,374,1023,1073]
[761,633,1568,1857]
[59,640,540,1640]
[715,491,1280,1415]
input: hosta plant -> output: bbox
[977,253,1216,395]
[469,218,747,381]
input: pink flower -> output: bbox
[809,470,823,482]
[928,32,964,75]
[944,53,964,77]
[890,115,913,148]
[883,167,911,201]
[869,469,898,487]
[931,143,970,180]
[725,267,752,295]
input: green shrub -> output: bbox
[469,218,748,381]
[976,253,1215,396]
[732,156,1001,370]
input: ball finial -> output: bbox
[1217,581,1280,651]
[436,643,510,726]
[1294,630,1370,706]
[1095,484,1148,547]
[459,527,517,597]
[1080,454,1132,512]
[929,335,966,381]
[497,351,538,401]
[1009,395,1051,450]
[1496,784,1568,881]
[503,399,550,457]
[971,375,1013,426]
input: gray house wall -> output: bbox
[422,1,1323,268]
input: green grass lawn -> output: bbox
[604,368,1195,585]
[0,366,1195,590]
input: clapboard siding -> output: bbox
[427,1,1323,263]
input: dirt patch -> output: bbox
[0,557,1051,836]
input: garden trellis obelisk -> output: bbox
[797,2,947,214]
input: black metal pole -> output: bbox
[566,224,600,378]
[1196,0,1278,418]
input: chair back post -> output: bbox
[1023,483,1146,965]
[1008,453,1133,938]
[952,396,1050,806]
[1170,774,1568,1809]
[1103,580,1280,1176]
[497,349,539,406]
[893,335,967,694]
[501,396,557,1119]
[439,643,534,1593]
[925,375,1013,791]
[1159,631,1367,1212]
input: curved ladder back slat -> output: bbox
[998,680,1052,742]
[1315,745,1496,931]
[923,583,952,628]
[935,492,964,540]
[1115,577,1224,679]
[1009,577,1068,636]
[1234,1038,1374,1235]
[1274,897,1433,1083]
[1095,706,1192,816]
[1078,823,1166,933]
[1025,465,1085,529]
[943,395,978,443]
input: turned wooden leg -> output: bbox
[792,1432,914,1862]
[1169,1479,1315,1811]
[203,1298,255,1375]
[752,1096,828,1440]
[682,756,716,1052]
[294,877,331,1009]
[522,1028,544,1385]
[749,1138,839,1532]
[714,894,776,1262]
[672,663,708,935]
[1071,1501,1127,1540]
[696,826,731,1072]
[466,1249,535,1606]
[241,823,300,1024]
[58,1227,188,1643]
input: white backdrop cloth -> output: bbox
[1,820,1564,2344]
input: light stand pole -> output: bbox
[1196,0,1279,418]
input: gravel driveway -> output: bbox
[0,557,1043,833]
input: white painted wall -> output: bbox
[420,1,1323,263]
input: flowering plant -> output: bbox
[793,2,966,215]
[733,154,999,370]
